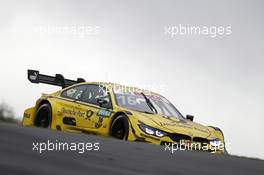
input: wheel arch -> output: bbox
[22,99,53,127]
[37,99,51,109]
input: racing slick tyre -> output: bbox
[34,103,52,128]
[110,114,129,140]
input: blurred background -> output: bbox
[0,0,263,159]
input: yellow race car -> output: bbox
[23,70,226,153]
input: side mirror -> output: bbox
[97,98,108,107]
[186,114,194,121]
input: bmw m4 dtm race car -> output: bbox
[23,70,226,153]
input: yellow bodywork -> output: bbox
[22,82,225,153]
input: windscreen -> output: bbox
[114,89,183,118]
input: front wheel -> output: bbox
[110,115,129,140]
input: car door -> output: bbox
[74,84,114,130]
[58,84,88,127]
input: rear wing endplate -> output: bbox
[27,70,85,88]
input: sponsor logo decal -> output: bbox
[85,110,94,120]
[94,116,104,128]
[29,71,38,81]
[97,109,111,117]
[61,107,85,118]
[159,122,193,129]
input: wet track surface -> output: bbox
[0,122,263,175]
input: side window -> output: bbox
[81,85,112,109]
[61,85,87,100]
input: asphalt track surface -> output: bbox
[0,122,263,175]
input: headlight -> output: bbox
[209,139,222,147]
[145,127,155,135]
[139,123,166,137]
[155,130,165,137]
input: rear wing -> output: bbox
[27,70,86,88]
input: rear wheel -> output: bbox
[35,103,52,128]
[110,115,129,140]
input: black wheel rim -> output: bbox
[36,108,50,128]
[111,120,126,139]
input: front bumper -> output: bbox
[128,122,225,154]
